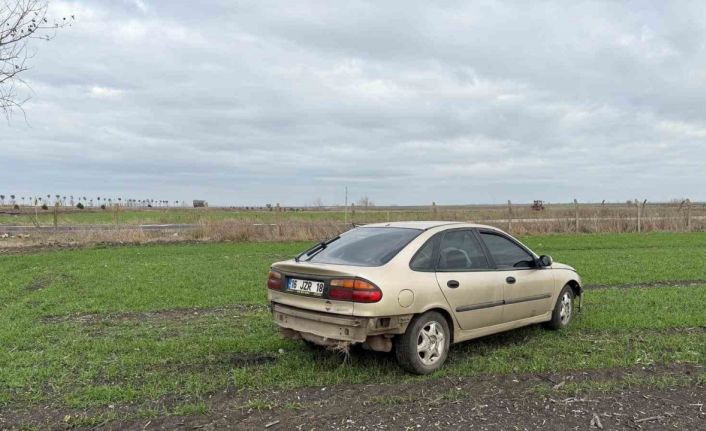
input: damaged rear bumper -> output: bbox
[271,302,412,352]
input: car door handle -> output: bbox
[506,276,516,284]
[447,280,460,289]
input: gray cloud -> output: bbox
[1,0,705,205]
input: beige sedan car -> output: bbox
[267,221,582,374]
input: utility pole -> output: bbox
[507,200,512,233]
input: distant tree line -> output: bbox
[0,194,187,210]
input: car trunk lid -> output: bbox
[269,261,359,315]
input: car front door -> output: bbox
[478,230,554,322]
[434,229,505,330]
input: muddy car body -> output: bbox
[267,221,582,373]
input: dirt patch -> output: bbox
[41,304,268,325]
[122,363,706,430]
[0,242,84,255]
[2,363,702,431]
[228,353,277,367]
[0,239,211,256]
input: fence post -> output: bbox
[641,199,648,231]
[344,186,348,225]
[635,199,641,233]
[574,199,579,233]
[686,199,692,231]
[507,200,512,232]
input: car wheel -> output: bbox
[545,285,574,330]
[394,311,450,374]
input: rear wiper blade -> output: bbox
[295,235,340,262]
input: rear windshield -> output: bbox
[306,227,422,267]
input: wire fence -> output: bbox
[0,200,703,237]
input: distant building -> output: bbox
[193,200,208,208]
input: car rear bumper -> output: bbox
[271,302,412,349]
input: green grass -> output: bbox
[521,232,706,285]
[1,232,705,423]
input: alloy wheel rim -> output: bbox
[559,292,572,325]
[417,321,445,365]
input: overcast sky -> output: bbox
[1,0,705,206]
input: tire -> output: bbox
[395,311,450,374]
[545,285,575,330]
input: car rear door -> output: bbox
[477,230,554,322]
[433,229,506,330]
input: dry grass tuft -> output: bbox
[193,219,345,242]
[328,340,352,363]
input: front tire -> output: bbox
[545,285,575,330]
[395,311,450,374]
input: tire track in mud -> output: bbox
[4,363,704,430]
[85,363,705,431]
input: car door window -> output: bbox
[438,230,489,271]
[480,233,535,269]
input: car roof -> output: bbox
[360,221,499,231]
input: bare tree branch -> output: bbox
[0,0,74,118]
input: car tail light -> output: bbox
[328,278,382,303]
[267,270,282,290]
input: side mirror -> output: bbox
[538,255,553,267]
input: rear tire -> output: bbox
[395,311,450,374]
[545,285,574,330]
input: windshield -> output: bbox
[306,227,422,266]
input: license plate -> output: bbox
[287,278,325,296]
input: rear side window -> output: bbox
[307,227,421,267]
[480,232,535,269]
[438,230,489,271]
[410,236,437,271]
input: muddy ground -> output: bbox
[109,364,706,431]
[2,364,703,430]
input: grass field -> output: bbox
[1,232,705,428]
[1,203,703,232]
